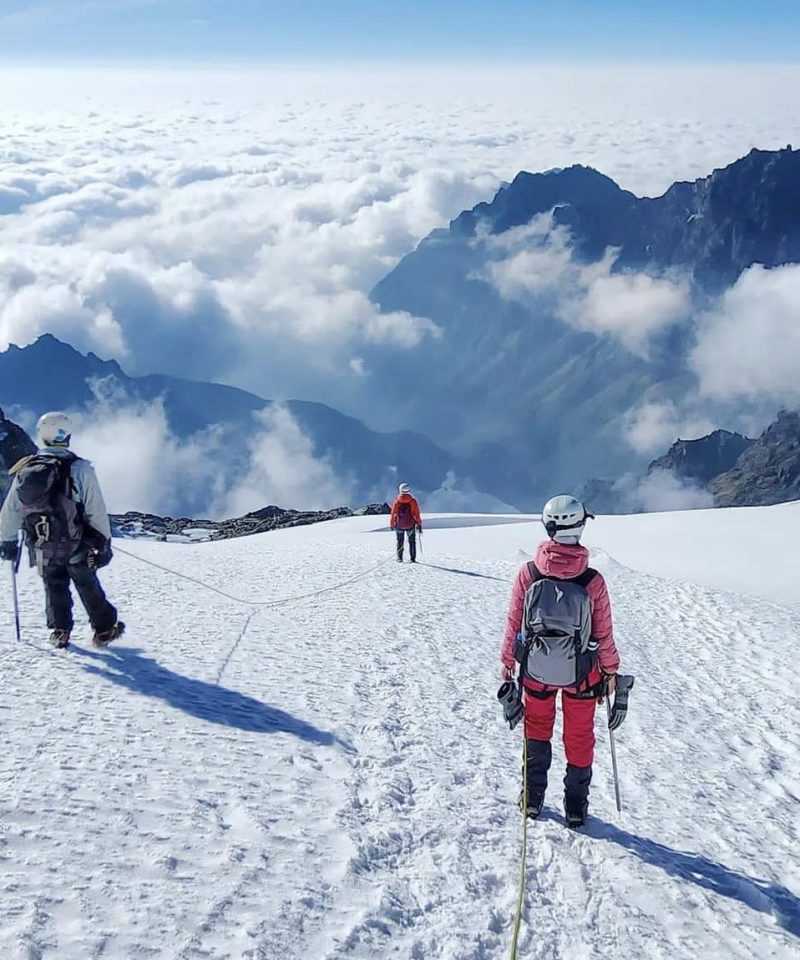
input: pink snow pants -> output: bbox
[523,670,600,768]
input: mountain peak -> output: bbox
[451,162,632,241]
[5,333,124,374]
[711,410,800,507]
[648,430,755,486]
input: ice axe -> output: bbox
[605,674,635,813]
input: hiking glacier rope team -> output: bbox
[2,413,624,827]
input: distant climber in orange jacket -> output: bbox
[390,483,422,563]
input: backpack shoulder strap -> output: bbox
[571,567,598,589]
[526,561,542,582]
[32,453,77,492]
[9,454,34,475]
[60,454,79,496]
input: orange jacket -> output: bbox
[390,493,422,531]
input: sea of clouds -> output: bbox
[1,63,799,514]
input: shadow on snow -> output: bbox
[371,516,534,533]
[583,815,800,938]
[74,645,338,746]
[420,562,509,583]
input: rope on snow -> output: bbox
[113,543,396,609]
[510,733,529,959]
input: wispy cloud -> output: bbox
[73,381,354,517]
[486,218,691,357]
[691,263,800,406]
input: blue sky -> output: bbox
[1,0,799,62]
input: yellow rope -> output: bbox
[509,731,528,959]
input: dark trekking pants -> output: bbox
[395,528,417,561]
[43,561,117,633]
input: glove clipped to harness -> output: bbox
[87,540,113,570]
[0,539,20,563]
[497,678,524,730]
[607,675,635,731]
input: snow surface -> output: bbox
[2,506,799,958]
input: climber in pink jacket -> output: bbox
[501,495,620,827]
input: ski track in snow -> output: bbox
[1,519,798,959]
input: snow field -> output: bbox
[1,510,799,958]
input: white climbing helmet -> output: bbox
[398,483,411,494]
[541,494,592,544]
[37,411,73,447]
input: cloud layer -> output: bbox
[2,64,799,512]
[487,219,691,356]
[73,381,355,518]
[2,63,798,404]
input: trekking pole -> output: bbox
[9,558,21,642]
[605,674,634,813]
[606,694,623,813]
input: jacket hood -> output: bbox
[396,493,416,503]
[534,539,589,579]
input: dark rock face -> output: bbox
[710,410,800,507]
[648,430,754,486]
[585,411,799,513]
[111,503,391,542]
[0,413,37,502]
[366,147,800,504]
[452,166,636,258]
[450,148,800,287]
[0,413,36,470]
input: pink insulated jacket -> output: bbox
[501,540,619,677]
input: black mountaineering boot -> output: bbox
[50,629,71,649]
[93,621,126,648]
[519,787,544,819]
[521,739,551,818]
[564,764,592,828]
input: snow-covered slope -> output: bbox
[2,506,799,959]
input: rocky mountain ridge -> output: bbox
[110,503,391,543]
[647,430,755,486]
[711,410,800,507]
[451,147,800,288]
[581,410,799,513]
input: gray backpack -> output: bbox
[518,561,599,689]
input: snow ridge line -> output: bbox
[114,544,396,608]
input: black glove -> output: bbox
[0,540,20,563]
[608,675,635,731]
[87,540,113,570]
